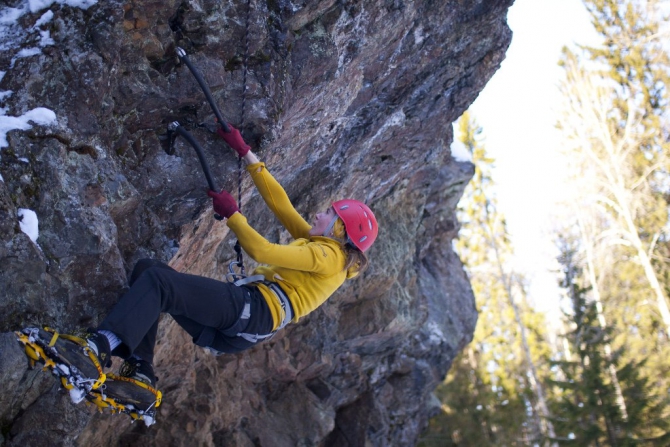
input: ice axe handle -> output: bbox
[175,47,231,134]
[170,123,223,221]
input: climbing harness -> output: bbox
[205,279,293,356]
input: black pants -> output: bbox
[98,259,274,364]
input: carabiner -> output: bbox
[226,260,245,283]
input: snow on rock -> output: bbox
[17,208,38,242]
[450,138,472,163]
[0,107,56,148]
[0,4,55,149]
[28,0,98,14]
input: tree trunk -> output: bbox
[486,209,557,446]
[577,212,629,422]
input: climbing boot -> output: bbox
[119,358,157,386]
[87,358,162,426]
[15,327,110,403]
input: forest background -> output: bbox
[420,0,670,446]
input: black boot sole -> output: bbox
[87,374,162,426]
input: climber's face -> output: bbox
[309,207,337,237]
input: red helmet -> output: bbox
[332,199,378,252]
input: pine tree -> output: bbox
[559,0,670,337]
[549,235,670,445]
[555,0,670,430]
[421,113,554,446]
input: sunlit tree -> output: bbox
[558,0,670,337]
[549,234,670,445]
[421,113,554,446]
[553,0,670,441]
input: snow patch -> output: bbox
[426,320,446,345]
[450,139,472,163]
[0,107,57,148]
[18,208,39,242]
[33,9,53,27]
[68,386,86,404]
[29,0,97,13]
[1,0,96,55]
[38,29,54,46]
[414,26,425,46]
[10,47,42,68]
[0,6,25,25]
[143,415,155,427]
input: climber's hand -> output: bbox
[207,189,239,219]
[216,123,250,157]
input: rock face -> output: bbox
[0,0,512,445]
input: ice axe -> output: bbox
[173,47,246,277]
[175,47,231,134]
[168,121,223,221]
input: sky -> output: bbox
[460,0,601,314]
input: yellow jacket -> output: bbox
[227,162,354,330]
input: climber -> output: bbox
[16,124,378,420]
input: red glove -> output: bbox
[207,189,239,219]
[216,124,250,157]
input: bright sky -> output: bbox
[465,0,600,314]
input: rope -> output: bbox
[169,2,251,277]
[232,0,252,278]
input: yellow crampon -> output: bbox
[16,327,161,425]
[15,330,57,370]
[15,327,107,392]
[86,373,162,426]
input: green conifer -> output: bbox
[549,236,670,445]
[421,113,553,446]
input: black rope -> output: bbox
[232,0,252,278]
[241,0,250,125]
[170,2,251,278]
